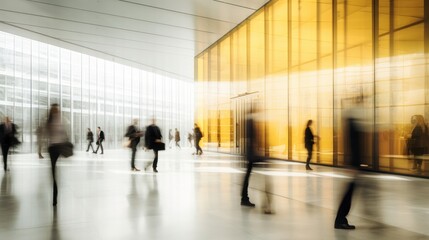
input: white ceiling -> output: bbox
[0,0,269,80]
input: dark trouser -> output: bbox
[306,146,313,167]
[195,138,202,154]
[95,142,103,153]
[131,147,137,169]
[335,181,356,225]
[1,144,10,171]
[49,145,61,206]
[152,150,159,170]
[86,141,95,152]
[241,161,254,202]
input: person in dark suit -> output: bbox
[304,120,317,170]
[409,115,427,172]
[86,128,95,152]
[193,123,203,155]
[93,126,104,154]
[144,119,162,173]
[335,96,365,230]
[0,116,20,172]
[126,119,143,171]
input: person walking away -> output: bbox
[46,104,68,206]
[0,116,20,172]
[145,119,163,172]
[86,128,95,152]
[193,124,203,155]
[175,128,181,149]
[93,126,104,154]
[126,119,143,171]
[304,120,317,170]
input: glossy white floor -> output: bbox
[0,148,428,240]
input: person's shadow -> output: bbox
[50,208,61,240]
[0,173,19,229]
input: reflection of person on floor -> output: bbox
[0,116,20,172]
[408,115,427,172]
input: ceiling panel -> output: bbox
[0,0,269,80]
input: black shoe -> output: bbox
[86,150,88,152]
[93,151,97,154]
[335,223,356,230]
[241,201,255,207]
[153,169,158,173]
[100,152,104,154]
[306,166,313,171]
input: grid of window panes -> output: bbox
[195,0,429,177]
[0,30,194,153]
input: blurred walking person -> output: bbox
[409,115,427,172]
[145,119,163,172]
[126,119,143,171]
[46,104,68,206]
[241,110,263,207]
[86,128,95,152]
[334,95,366,230]
[304,120,317,170]
[175,128,181,149]
[168,129,173,149]
[187,132,193,147]
[36,125,45,159]
[0,116,20,172]
[93,126,104,154]
[193,123,203,155]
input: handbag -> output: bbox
[154,142,165,151]
[59,142,74,158]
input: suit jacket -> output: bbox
[87,131,94,142]
[145,124,162,149]
[97,130,105,143]
[0,123,19,146]
[126,125,140,147]
[305,126,314,150]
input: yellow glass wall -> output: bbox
[195,0,429,177]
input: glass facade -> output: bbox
[0,30,194,153]
[195,0,429,177]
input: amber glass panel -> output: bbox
[394,0,424,29]
[219,37,233,152]
[377,23,425,174]
[266,0,289,158]
[335,0,374,166]
[207,46,219,150]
